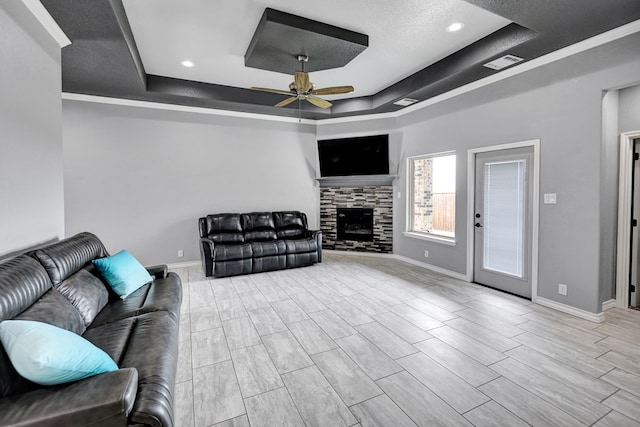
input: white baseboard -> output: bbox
[602,299,617,311]
[167,261,201,270]
[393,255,470,282]
[535,296,605,323]
[323,249,394,259]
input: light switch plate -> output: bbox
[544,193,557,204]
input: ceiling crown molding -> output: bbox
[20,0,70,48]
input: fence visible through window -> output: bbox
[409,153,456,239]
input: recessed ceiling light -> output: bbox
[446,22,464,33]
[181,60,195,68]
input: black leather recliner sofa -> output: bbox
[198,211,322,278]
[0,232,182,426]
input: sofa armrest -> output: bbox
[306,229,323,262]
[199,237,216,277]
[145,264,168,280]
[0,368,138,427]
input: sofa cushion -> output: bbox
[0,320,117,386]
[209,232,245,244]
[31,232,108,286]
[200,214,245,244]
[284,238,318,254]
[83,317,136,364]
[250,240,286,257]
[55,266,109,328]
[213,243,253,261]
[16,290,86,335]
[90,273,182,326]
[0,256,52,321]
[242,212,277,241]
[92,250,153,300]
[273,211,308,239]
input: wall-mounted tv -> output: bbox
[318,134,389,177]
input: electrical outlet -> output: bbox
[424,250,429,258]
[558,283,567,296]
[177,250,184,258]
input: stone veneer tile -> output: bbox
[320,186,393,253]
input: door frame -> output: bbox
[466,140,540,301]
[615,130,640,308]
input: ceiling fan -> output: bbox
[250,55,354,109]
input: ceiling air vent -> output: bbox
[393,98,419,107]
[483,55,523,70]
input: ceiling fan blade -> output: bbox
[312,86,355,95]
[295,72,310,92]
[274,97,298,107]
[250,87,294,96]
[307,95,332,109]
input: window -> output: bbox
[407,152,456,241]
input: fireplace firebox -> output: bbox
[337,208,374,241]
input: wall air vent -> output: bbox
[483,54,524,70]
[393,98,419,107]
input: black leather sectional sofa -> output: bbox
[0,232,182,426]
[199,211,322,277]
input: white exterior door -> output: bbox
[474,147,534,298]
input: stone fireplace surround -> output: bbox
[320,185,393,253]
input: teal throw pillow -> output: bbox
[92,250,153,299]
[0,320,118,386]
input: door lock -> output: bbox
[475,222,483,228]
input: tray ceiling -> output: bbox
[40,0,640,120]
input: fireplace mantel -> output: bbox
[316,174,397,188]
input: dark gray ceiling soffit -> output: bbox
[42,0,640,120]
[245,8,369,74]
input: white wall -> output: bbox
[320,32,640,314]
[63,102,319,265]
[619,84,640,133]
[0,1,64,256]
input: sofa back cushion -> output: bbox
[0,256,55,398]
[0,255,52,321]
[31,232,108,285]
[242,212,277,242]
[15,290,86,335]
[200,214,245,244]
[56,266,109,327]
[273,211,308,239]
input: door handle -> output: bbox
[475,222,483,228]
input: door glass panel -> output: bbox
[483,160,526,277]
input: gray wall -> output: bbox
[63,102,318,265]
[59,23,640,314]
[0,2,64,256]
[619,84,640,133]
[321,32,640,314]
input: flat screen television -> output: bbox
[318,134,389,177]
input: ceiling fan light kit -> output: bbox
[251,54,355,109]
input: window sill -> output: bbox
[403,231,456,246]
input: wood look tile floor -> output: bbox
[171,254,640,427]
